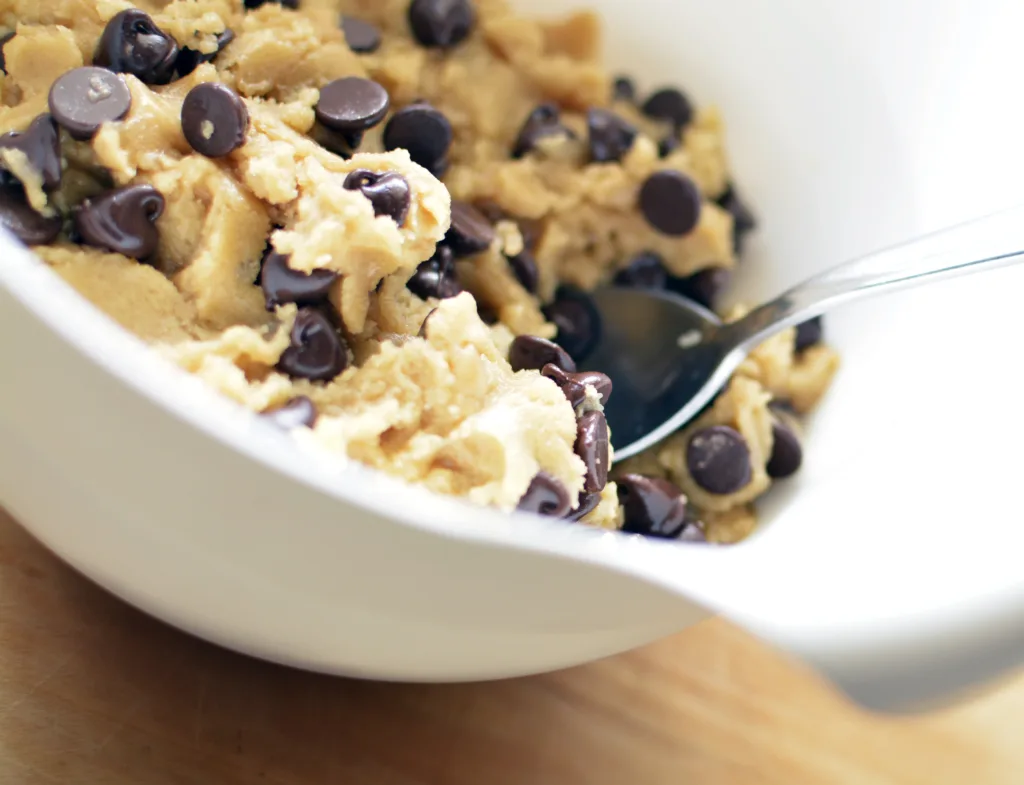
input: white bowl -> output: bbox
[3,0,1024,714]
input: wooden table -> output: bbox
[1,508,1022,784]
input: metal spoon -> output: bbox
[587,205,1024,460]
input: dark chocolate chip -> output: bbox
[260,250,338,310]
[48,67,132,141]
[261,396,318,430]
[614,251,668,289]
[445,200,494,257]
[612,75,635,103]
[0,31,14,74]
[658,133,680,158]
[244,0,299,9]
[512,103,575,159]
[407,244,462,300]
[341,16,382,53]
[667,267,730,311]
[343,169,411,226]
[509,335,576,374]
[542,365,613,409]
[541,364,587,409]
[575,410,609,493]
[477,304,499,325]
[0,113,62,190]
[75,184,164,259]
[0,184,62,245]
[94,9,178,86]
[382,103,452,172]
[315,77,390,134]
[794,316,823,353]
[565,491,602,522]
[639,170,702,236]
[618,474,690,539]
[517,471,572,518]
[276,307,349,381]
[181,82,248,158]
[686,425,751,495]
[175,28,235,78]
[507,250,538,293]
[766,415,803,479]
[641,87,693,131]
[573,370,613,405]
[586,108,636,164]
[543,286,601,363]
[715,183,757,255]
[408,0,475,49]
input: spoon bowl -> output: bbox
[587,288,731,460]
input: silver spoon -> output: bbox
[587,205,1024,460]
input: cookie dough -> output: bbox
[0,0,838,541]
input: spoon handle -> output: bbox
[724,204,1024,351]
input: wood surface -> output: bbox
[1,506,1022,785]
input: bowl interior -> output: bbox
[515,0,1024,620]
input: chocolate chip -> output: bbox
[794,316,823,352]
[315,77,390,135]
[667,267,730,311]
[612,75,635,103]
[542,365,613,409]
[382,103,452,173]
[276,308,349,381]
[658,133,680,158]
[445,200,494,258]
[614,251,668,289]
[641,87,693,131]
[639,170,702,236]
[0,184,62,246]
[512,103,575,159]
[75,184,164,259]
[509,335,575,374]
[507,250,538,293]
[766,416,803,479]
[0,114,62,190]
[175,28,235,78]
[477,304,499,325]
[517,471,572,517]
[48,67,132,141]
[260,250,338,310]
[586,108,636,164]
[181,82,248,158]
[575,410,609,494]
[543,286,601,363]
[343,169,411,226]
[541,364,587,409]
[341,17,381,53]
[0,31,14,74]
[408,0,475,49]
[94,10,178,86]
[686,425,751,495]
[716,183,757,255]
[565,491,601,522]
[261,396,318,430]
[244,0,298,8]
[573,370,613,405]
[407,244,462,300]
[618,474,690,539]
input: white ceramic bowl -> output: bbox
[2,0,1024,714]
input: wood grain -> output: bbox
[1,507,1022,785]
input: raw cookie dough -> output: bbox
[0,0,838,541]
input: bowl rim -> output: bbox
[0,233,738,592]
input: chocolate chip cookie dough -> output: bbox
[0,0,837,542]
